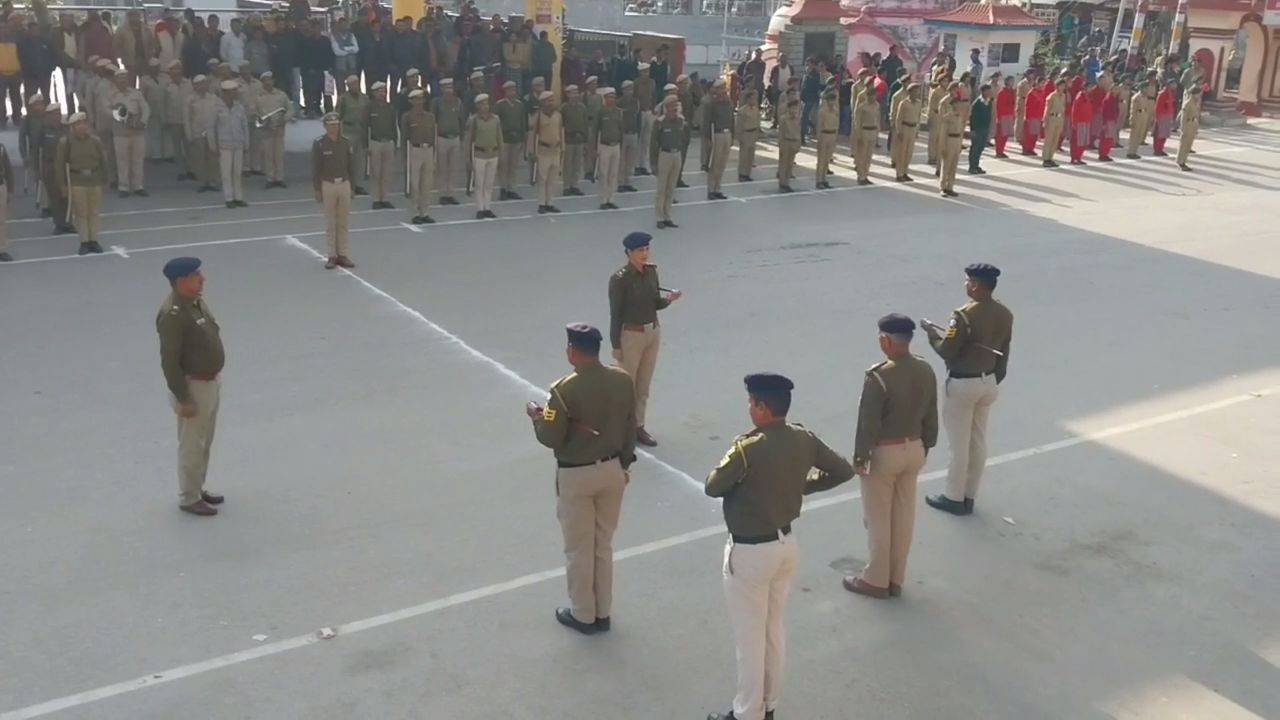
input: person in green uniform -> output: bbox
[560,84,588,196]
[526,323,637,636]
[313,113,356,269]
[464,93,502,219]
[39,103,74,239]
[55,113,109,256]
[431,78,466,205]
[530,90,564,214]
[18,93,45,216]
[675,74,696,188]
[494,80,526,200]
[617,80,640,193]
[608,232,682,447]
[366,81,399,210]
[401,89,437,225]
[650,95,685,229]
[704,372,855,720]
[844,314,938,600]
[968,83,992,174]
[923,263,1014,516]
[594,87,623,210]
[702,78,734,200]
[583,75,601,183]
[336,75,370,195]
[156,257,227,517]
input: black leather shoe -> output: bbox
[226,201,237,209]
[738,175,752,182]
[555,608,597,635]
[421,215,436,224]
[134,189,150,197]
[89,242,105,254]
[353,186,369,196]
[538,205,549,214]
[440,196,459,205]
[78,243,91,256]
[594,616,610,632]
[507,191,522,200]
[201,491,224,505]
[926,494,971,515]
[0,251,13,262]
[965,498,975,514]
[546,205,561,213]
[676,179,689,188]
[235,200,248,207]
[565,187,584,196]
[619,185,637,192]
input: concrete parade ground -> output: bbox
[1,119,1278,720]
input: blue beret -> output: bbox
[964,263,1001,283]
[162,256,202,281]
[622,231,652,251]
[744,372,794,394]
[565,323,603,346]
[877,313,916,334]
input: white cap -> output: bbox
[26,92,43,105]
[601,87,615,96]
[474,93,489,104]
[637,63,650,71]
[260,70,274,79]
[46,102,61,112]
[166,59,182,70]
[220,80,238,90]
[440,78,453,86]
[408,88,425,98]
[68,111,87,124]
[565,84,579,93]
[470,70,483,80]
[538,90,554,101]
[663,83,677,91]
[585,75,598,84]
[406,68,420,77]
[676,74,689,82]
[371,81,386,90]
[622,80,634,88]
[193,74,208,83]
[148,58,160,67]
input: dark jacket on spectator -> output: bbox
[299,31,332,71]
[18,32,57,81]
[387,26,421,72]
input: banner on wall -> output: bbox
[391,0,430,24]
[528,0,564,95]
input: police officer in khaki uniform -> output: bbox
[1176,85,1201,172]
[675,74,697,188]
[56,113,109,255]
[185,75,219,192]
[926,74,948,166]
[705,373,855,720]
[495,81,526,200]
[608,232,682,447]
[1042,79,1068,168]
[853,76,879,185]
[923,263,1014,516]
[594,87,623,210]
[313,113,356,269]
[336,75,370,196]
[893,83,922,182]
[1126,76,1157,159]
[617,80,641,193]
[164,61,194,181]
[464,93,501,219]
[736,88,760,182]
[814,88,839,189]
[109,67,151,197]
[527,323,637,636]
[530,90,564,214]
[701,78,734,200]
[937,95,963,198]
[256,72,291,187]
[650,95,684,229]
[583,76,602,183]
[634,63,656,175]
[844,314,938,599]
[402,89,436,224]
[560,84,588,196]
[776,97,802,193]
[156,257,227,517]
[432,78,466,205]
[367,81,399,209]
[41,102,74,239]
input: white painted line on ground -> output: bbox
[4,384,1272,720]
[109,246,129,259]
[280,236,704,491]
[399,222,423,233]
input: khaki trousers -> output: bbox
[69,185,103,244]
[368,140,396,202]
[927,117,941,164]
[473,155,498,211]
[536,147,561,205]
[621,133,638,186]
[219,148,244,202]
[167,125,187,175]
[1042,118,1064,162]
[408,144,435,214]
[893,127,918,175]
[737,130,758,178]
[172,378,220,506]
[942,375,999,502]
[248,126,263,172]
[637,111,654,171]
[654,150,680,221]
[1176,123,1198,165]
[563,142,586,190]
[347,136,368,185]
[619,325,660,426]
[700,129,712,169]
[1127,114,1150,155]
[777,139,799,187]
[189,137,217,187]
[854,129,875,181]
[556,458,627,623]
[860,440,926,588]
[707,131,732,192]
[940,139,961,192]
[499,141,522,191]
[263,127,286,181]
[723,533,798,720]
[815,132,836,183]
[437,136,461,197]
[0,189,7,250]
[321,179,352,257]
[114,130,146,191]
[596,143,620,204]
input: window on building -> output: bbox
[1001,43,1021,64]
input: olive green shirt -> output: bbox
[930,298,1014,380]
[533,361,637,467]
[705,420,855,536]
[607,262,671,349]
[634,76,655,110]
[156,293,226,404]
[597,105,623,145]
[618,95,640,134]
[704,98,734,137]
[585,93,602,130]
[467,113,501,158]
[854,355,938,465]
[431,96,465,138]
[311,134,354,192]
[401,108,436,146]
[368,98,399,142]
[650,114,685,167]
[55,133,109,190]
[561,101,588,143]
[336,92,370,138]
[494,97,527,143]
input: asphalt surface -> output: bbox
[1,119,1278,720]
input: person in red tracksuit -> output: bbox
[1021,83,1044,155]
[1097,84,1120,161]
[1069,85,1093,165]
[1152,80,1176,156]
[993,76,1015,158]
[1088,82,1107,149]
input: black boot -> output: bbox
[925,494,971,516]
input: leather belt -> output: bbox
[600,141,620,146]
[948,133,962,137]
[410,141,433,147]
[902,121,917,127]
[861,125,878,130]
[876,436,920,447]
[732,524,792,545]
[558,453,619,469]
[188,372,219,381]
[821,129,836,134]
[949,370,995,379]
[324,176,348,182]
[474,146,496,152]
[623,322,657,332]
[439,133,459,139]
[539,141,559,148]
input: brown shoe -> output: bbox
[889,583,902,598]
[336,255,355,268]
[324,256,338,270]
[179,500,218,516]
[843,575,889,599]
[636,427,658,447]
[201,491,224,505]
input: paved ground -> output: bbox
[1,120,1278,720]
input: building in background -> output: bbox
[924,2,1050,79]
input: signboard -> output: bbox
[1265,0,1280,26]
